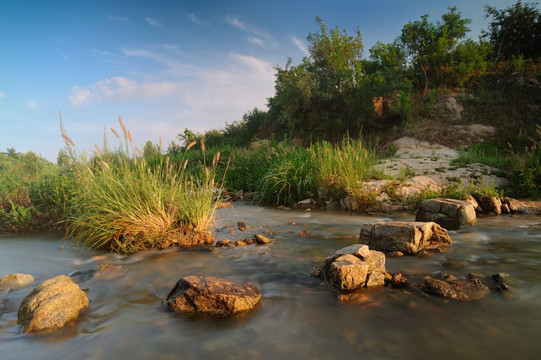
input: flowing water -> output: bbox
[1,203,540,359]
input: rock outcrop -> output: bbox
[0,274,35,291]
[416,198,476,230]
[359,221,452,255]
[423,278,490,301]
[312,244,387,290]
[165,276,261,316]
[17,275,89,333]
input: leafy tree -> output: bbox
[142,140,160,158]
[268,17,371,142]
[399,7,472,91]
[482,1,541,62]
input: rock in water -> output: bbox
[359,221,452,255]
[0,274,35,291]
[416,198,476,230]
[17,275,89,333]
[423,278,490,301]
[312,244,387,290]
[166,276,261,316]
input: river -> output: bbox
[1,203,540,359]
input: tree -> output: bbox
[399,7,471,91]
[482,1,541,62]
[142,140,160,158]
[268,17,371,142]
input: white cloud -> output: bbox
[187,13,202,25]
[0,91,6,100]
[69,77,178,107]
[292,36,309,56]
[224,15,247,31]
[145,17,162,28]
[27,100,38,109]
[224,15,275,47]
[247,37,265,47]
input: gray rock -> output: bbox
[423,278,490,301]
[17,275,89,333]
[166,276,261,316]
[359,221,452,255]
[416,198,476,230]
[0,274,35,291]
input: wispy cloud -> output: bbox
[0,91,6,100]
[69,77,178,107]
[224,15,275,47]
[224,15,247,31]
[187,13,203,25]
[292,36,309,56]
[247,37,265,47]
[27,100,38,109]
[145,17,163,28]
[106,15,129,23]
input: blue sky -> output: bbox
[0,0,517,161]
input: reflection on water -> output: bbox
[1,203,541,359]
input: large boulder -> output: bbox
[312,244,387,290]
[359,221,452,255]
[166,276,261,316]
[17,275,89,333]
[0,274,35,291]
[416,198,476,230]
[423,278,490,301]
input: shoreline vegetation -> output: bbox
[1,2,540,253]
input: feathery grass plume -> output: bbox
[159,136,163,150]
[62,134,76,147]
[135,147,143,156]
[94,144,101,157]
[128,130,133,144]
[212,151,221,166]
[200,139,206,153]
[118,117,127,139]
[111,128,120,139]
[186,141,197,150]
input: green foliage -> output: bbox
[483,1,541,62]
[452,142,512,169]
[311,137,380,201]
[256,143,317,206]
[66,128,221,253]
[510,125,541,198]
[268,17,372,141]
[399,7,472,91]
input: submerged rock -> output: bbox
[423,278,490,301]
[312,244,386,290]
[0,274,35,291]
[359,221,452,255]
[165,276,261,316]
[17,275,89,333]
[416,198,476,230]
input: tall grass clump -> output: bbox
[66,118,221,254]
[256,142,317,206]
[510,125,541,199]
[311,137,380,202]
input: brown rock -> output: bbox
[359,221,452,255]
[423,278,490,301]
[391,272,409,288]
[477,196,502,215]
[17,275,89,333]
[328,255,369,290]
[237,222,247,231]
[166,276,261,316]
[253,234,271,244]
[0,274,35,290]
